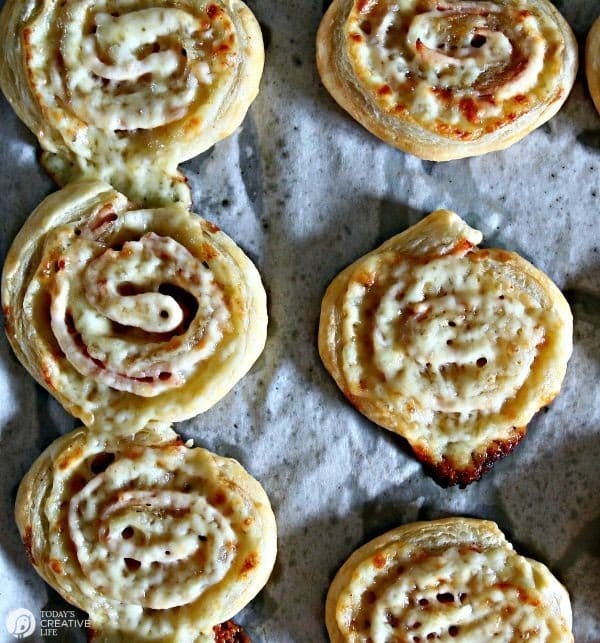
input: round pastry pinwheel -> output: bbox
[0,0,264,206]
[586,16,600,116]
[2,180,267,433]
[318,210,572,486]
[317,0,577,160]
[326,517,573,642]
[15,426,277,641]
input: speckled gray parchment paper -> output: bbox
[0,1,599,641]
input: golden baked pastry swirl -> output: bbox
[318,210,572,486]
[326,517,573,642]
[16,426,277,642]
[0,0,264,205]
[317,0,577,160]
[2,181,267,432]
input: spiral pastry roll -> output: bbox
[318,210,572,486]
[316,0,577,160]
[2,181,267,432]
[15,426,277,641]
[326,517,573,642]
[0,0,264,206]
[586,17,600,116]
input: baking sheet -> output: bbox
[1,0,599,641]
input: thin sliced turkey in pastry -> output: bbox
[16,426,277,642]
[2,181,268,433]
[317,0,577,160]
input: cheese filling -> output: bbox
[28,199,234,398]
[27,0,239,134]
[42,435,266,634]
[67,460,236,609]
[345,0,565,136]
[341,252,545,417]
[336,544,570,642]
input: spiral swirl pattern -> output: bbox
[60,1,237,132]
[319,210,572,485]
[317,0,576,159]
[326,519,573,643]
[348,255,544,415]
[2,181,267,432]
[16,428,277,640]
[346,0,569,138]
[0,0,264,204]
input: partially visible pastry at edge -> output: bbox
[318,210,572,486]
[88,619,251,642]
[211,621,251,643]
[326,517,573,642]
[316,0,577,160]
[2,181,267,433]
[16,426,277,642]
[586,16,600,116]
[0,0,264,206]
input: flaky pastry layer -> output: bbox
[2,180,267,433]
[318,210,572,485]
[326,517,573,642]
[586,16,600,116]
[0,0,264,205]
[16,426,276,641]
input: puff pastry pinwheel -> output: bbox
[2,181,267,433]
[326,517,573,642]
[0,0,264,206]
[586,17,600,116]
[318,210,572,486]
[15,426,277,642]
[316,0,577,160]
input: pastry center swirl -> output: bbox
[342,254,545,415]
[346,0,563,133]
[337,545,568,641]
[47,209,231,397]
[32,0,238,131]
[404,1,544,98]
[46,444,244,611]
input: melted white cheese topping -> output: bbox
[40,432,271,637]
[341,251,545,417]
[50,229,230,396]
[29,0,238,134]
[345,0,561,128]
[346,254,543,415]
[336,543,570,642]
[45,212,232,397]
[66,451,236,609]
